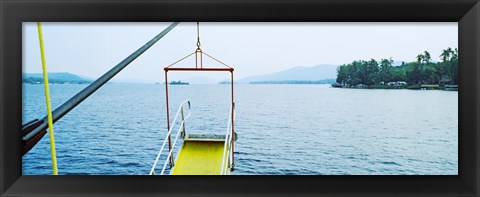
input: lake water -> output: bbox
[22,84,458,175]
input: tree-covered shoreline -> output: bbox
[334,48,458,89]
[250,79,335,84]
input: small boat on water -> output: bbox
[169,81,189,85]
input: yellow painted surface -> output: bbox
[171,140,225,175]
[37,22,58,175]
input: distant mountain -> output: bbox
[23,72,92,84]
[238,64,339,83]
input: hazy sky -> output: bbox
[23,22,457,83]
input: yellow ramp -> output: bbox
[171,140,225,175]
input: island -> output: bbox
[218,81,237,84]
[333,48,458,91]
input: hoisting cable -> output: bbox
[165,22,232,69]
[196,22,201,49]
[37,22,58,175]
[165,51,196,68]
[202,51,232,68]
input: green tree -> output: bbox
[365,59,379,85]
[391,67,406,82]
[351,60,365,86]
[334,48,457,87]
[336,64,349,85]
[450,48,458,84]
[379,58,394,82]
[440,47,453,62]
[438,47,458,84]
[423,51,432,64]
[406,62,421,84]
[416,54,424,63]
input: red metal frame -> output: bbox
[164,68,233,72]
[164,49,235,171]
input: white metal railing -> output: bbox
[150,100,191,175]
[220,103,235,175]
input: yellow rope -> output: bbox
[37,22,58,175]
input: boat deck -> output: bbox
[171,140,226,175]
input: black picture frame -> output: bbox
[1,0,479,196]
